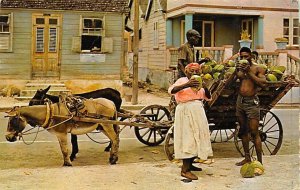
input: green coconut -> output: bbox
[202,65,213,74]
[227,67,236,74]
[213,64,225,72]
[203,73,213,80]
[271,69,284,80]
[227,60,236,67]
[239,60,249,64]
[191,75,203,90]
[258,64,267,70]
[240,162,255,178]
[251,161,264,176]
[213,72,221,79]
[266,74,278,82]
[269,65,286,73]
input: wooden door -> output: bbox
[32,14,61,79]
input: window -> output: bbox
[153,21,158,48]
[81,17,104,52]
[283,18,299,46]
[0,14,12,52]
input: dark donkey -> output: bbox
[29,86,122,161]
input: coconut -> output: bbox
[240,162,255,178]
[227,60,236,67]
[226,67,236,74]
[239,60,248,64]
[202,65,213,74]
[271,69,284,80]
[258,64,267,70]
[266,74,278,82]
[213,64,225,73]
[240,161,264,178]
[191,75,202,91]
[251,161,264,176]
[269,65,286,73]
[203,73,213,80]
[213,72,221,79]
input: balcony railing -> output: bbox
[287,53,300,79]
[167,47,299,80]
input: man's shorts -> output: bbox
[236,94,260,137]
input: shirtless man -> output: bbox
[235,47,267,166]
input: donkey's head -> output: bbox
[29,86,51,106]
[5,107,27,142]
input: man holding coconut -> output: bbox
[235,47,267,166]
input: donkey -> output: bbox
[29,86,122,161]
[5,97,119,166]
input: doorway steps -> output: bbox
[16,80,70,102]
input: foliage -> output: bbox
[240,30,251,40]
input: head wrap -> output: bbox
[185,63,201,72]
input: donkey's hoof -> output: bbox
[63,162,72,167]
[70,154,76,161]
[104,146,111,152]
[109,156,118,165]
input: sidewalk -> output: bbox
[0,154,298,190]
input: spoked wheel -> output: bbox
[209,123,237,143]
[234,109,283,156]
[134,105,172,146]
[164,126,174,161]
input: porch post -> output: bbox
[256,16,264,49]
[166,19,173,47]
[184,13,193,41]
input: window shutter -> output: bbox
[0,35,9,50]
[101,37,113,53]
[72,36,81,52]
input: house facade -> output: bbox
[0,0,129,90]
[126,0,299,89]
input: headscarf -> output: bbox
[185,63,201,72]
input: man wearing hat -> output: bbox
[168,63,213,180]
[177,29,210,79]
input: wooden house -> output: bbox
[0,0,129,91]
[126,0,299,89]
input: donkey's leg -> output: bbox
[70,134,79,161]
[101,124,119,165]
[104,124,119,152]
[57,133,72,166]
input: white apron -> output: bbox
[174,100,213,160]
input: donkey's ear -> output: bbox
[43,85,51,93]
[4,111,17,117]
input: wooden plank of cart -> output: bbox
[53,104,174,147]
[164,73,299,161]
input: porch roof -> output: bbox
[0,0,130,13]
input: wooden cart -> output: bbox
[164,73,299,161]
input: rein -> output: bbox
[18,102,74,145]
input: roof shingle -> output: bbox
[0,0,130,13]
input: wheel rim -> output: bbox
[164,128,174,161]
[234,109,283,156]
[134,105,172,146]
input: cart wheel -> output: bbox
[210,124,237,143]
[134,105,172,146]
[234,109,283,157]
[164,126,174,161]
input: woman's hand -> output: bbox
[186,78,200,88]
